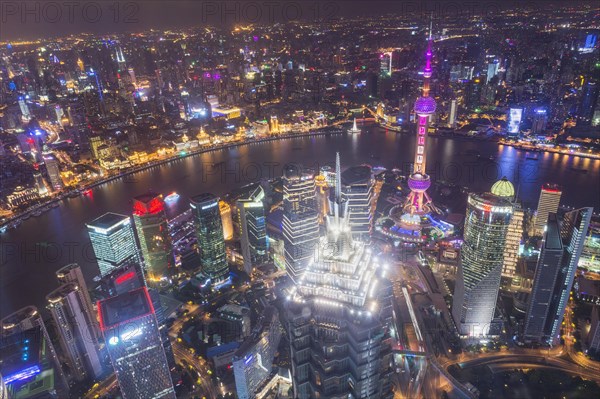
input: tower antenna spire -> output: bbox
[429,13,433,41]
[335,152,342,202]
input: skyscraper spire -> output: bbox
[335,151,342,202]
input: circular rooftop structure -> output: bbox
[491,176,515,199]
[414,96,437,114]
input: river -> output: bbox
[1,125,599,318]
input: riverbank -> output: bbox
[0,127,345,232]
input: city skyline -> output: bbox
[1,4,600,399]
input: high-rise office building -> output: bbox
[490,177,523,277]
[191,193,229,286]
[47,284,104,381]
[237,186,268,274]
[56,263,99,340]
[532,108,548,134]
[33,171,48,196]
[232,307,283,399]
[523,208,593,344]
[219,200,234,240]
[341,164,374,241]
[99,287,175,399]
[282,164,319,283]
[577,80,598,126]
[132,192,173,280]
[452,192,513,337]
[534,184,562,236]
[0,306,69,398]
[579,221,600,272]
[286,154,394,398]
[448,99,457,128]
[18,96,31,121]
[380,52,392,75]
[43,153,64,191]
[97,263,175,368]
[87,213,141,277]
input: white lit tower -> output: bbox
[401,25,437,226]
[286,153,394,398]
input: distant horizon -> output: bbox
[1,0,597,42]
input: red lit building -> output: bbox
[132,192,173,281]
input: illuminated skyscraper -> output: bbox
[191,193,229,286]
[237,186,268,274]
[286,153,394,398]
[341,165,374,241]
[490,177,523,278]
[532,108,548,134]
[47,284,104,381]
[43,153,64,191]
[0,306,69,398]
[56,263,101,341]
[86,213,141,277]
[380,52,392,75]
[452,193,513,337]
[219,200,234,240]
[33,171,48,196]
[401,26,437,227]
[448,99,457,128]
[524,208,593,344]
[18,96,30,121]
[99,287,175,399]
[283,164,319,283]
[132,192,173,280]
[534,184,562,236]
[232,307,282,399]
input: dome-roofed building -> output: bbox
[491,176,515,199]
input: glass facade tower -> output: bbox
[452,192,513,337]
[524,208,593,344]
[98,287,175,399]
[86,213,141,277]
[282,164,320,283]
[237,186,268,274]
[191,193,229,286]
[132,192,173,280]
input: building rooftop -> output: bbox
[544,213,563,250]
[190,193,219,206]
[0,326,43,382]
[341,165,371,186]
[491,176,515,199]
[98,287,154,330]
[133,191,161,204]
[46,283,78,304]
[87,212,130,230]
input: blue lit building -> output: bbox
[0,306,69,398]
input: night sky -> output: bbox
[0,0,585,41]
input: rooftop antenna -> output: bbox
[429,13,433,41]
[335,152,342,202]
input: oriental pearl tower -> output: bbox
[400,23,438,227]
